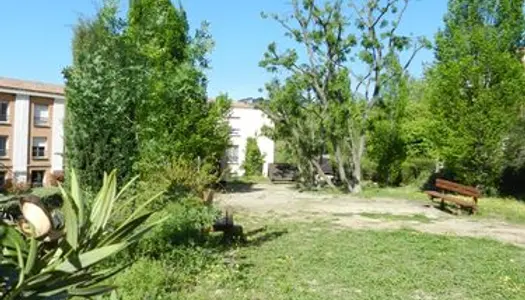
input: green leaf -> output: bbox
[114,175,139,202]
[1,224,28,253]
[99,212,153,246]
[122,191,164,225]
[69,285,115,296]
[70,169,84,226]
[82,264,130,287]
[55,243,126,273]
[62,186,79,250]
[90,171,117,235]
[90,172,109,227]
[14,239,25,288]
[24,229,38,275]
[126,216,168,244]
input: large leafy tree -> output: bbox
[429,0,525,190]
[261,0,429,192]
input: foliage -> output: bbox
[64,2,144,191]
[140,156,223,206]
[261,78,325,188]
[5,183,31,196]
[134,198,219,258]
[428,0,525,190]
[242,137,265,176]
[64,0,231,191]
[366,77,436,186]
[400,157,436,186]
[274,140,294,164]
[367,61,410,186]
[0,170,164,299]
[261,0,430,193]
[106,198,222,299]
[128,0,230,172]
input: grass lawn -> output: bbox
[182,220,525,300]
[362,185,525,224]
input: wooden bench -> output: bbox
[425,179,480,214]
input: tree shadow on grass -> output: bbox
[243,227,288,247]
[165,223,288,251]
[216,181,265,194]
[423,201,470,216]
[201,226,288,250]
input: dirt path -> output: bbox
[216,183,525,247]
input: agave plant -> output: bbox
[0,170,165,299]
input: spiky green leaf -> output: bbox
[55,243,126,273]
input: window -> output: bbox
[230,128,241,137]
[226,145,239,164]
[0,102,8,122]
[32,137,47,158]
[34,104,49,126]
[31,170,45,188]
[0,136,7,157]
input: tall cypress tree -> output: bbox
[127,0,230,172]
[64,3,145,190]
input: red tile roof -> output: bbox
[0,77,64,96]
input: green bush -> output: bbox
[242,137,265,176]
[139,157,222,208]
[361,157,378,181]
[135,197,220,258]
[108,197,223,299]
[401,158,435,186]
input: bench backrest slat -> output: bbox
[435,179,480,197]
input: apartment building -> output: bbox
[0,77,65,187]
[224,101,274,177]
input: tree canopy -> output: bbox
[64,0,230,191]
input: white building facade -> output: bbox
[225,102,274,177]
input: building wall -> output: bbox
[28,96,54,185]
[226,105,274,177]
[0,92,15,171]
[0,86,64,187]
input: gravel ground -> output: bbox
[216,183,525,247]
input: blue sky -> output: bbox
[0,0,447,100]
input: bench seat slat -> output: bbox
[424,191,476,208]
[435,179,480,197]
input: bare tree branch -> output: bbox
[388,0,409,49]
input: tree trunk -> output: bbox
[350,134,365,194]
[311,159,337,189]
[333,141,353,192]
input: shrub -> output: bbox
[6,182,31,195]
[361,157,378,181]
[135,197,220,258]
[0,170,163,299]
[401,158,436,186]
[109,197,223,299]
[242,137,265,176]
[140,156,222,207]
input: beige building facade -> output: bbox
[0,77,65,188]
